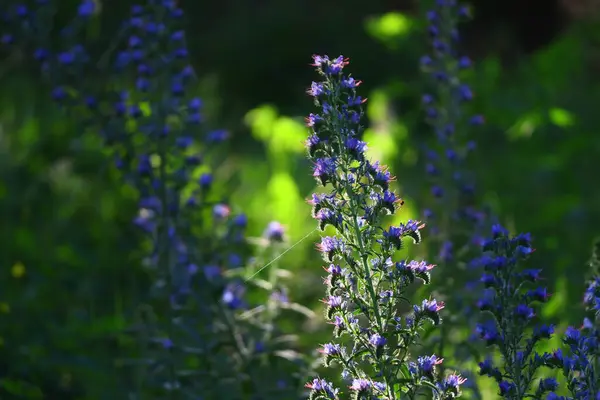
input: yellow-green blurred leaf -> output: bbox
[245,104,278,142]
[543,276,566,318]
[364,128,397,164]
[267,172,302,235]
[507,110,542,140]
[11,261,26,278]
[366,90,388,121]
[139,101,152,117]
[549,107,575,127]
[150,154,161,168]
[271,116,305,154]
[365,12,413,43]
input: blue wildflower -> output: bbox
[475,225,557,398]
[305,54,460,399]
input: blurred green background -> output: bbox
[1,0,600,398]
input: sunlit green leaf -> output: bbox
[245,104,278,141]
[365,12,413,43]
[139,101,152,117]
[548,107,575,127]
[268,172,302,234]
[271,116,305,154]
[542,276,566,318]
[507,110,542,140]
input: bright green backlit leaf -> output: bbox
[549,107,575,127]
[543,276,566,318]
[245,104,278,142]
[270,116,305,154]
[365,12,412,42]
[507,111,542,140]
[139,101,152,117]
[363,90,409,164]
[268,172,301,235]
[150,154,161,168]
[366,90,388,121]
[11,262,25,278]
[364,128,397,164]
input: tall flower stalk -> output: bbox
[420,0,487,265]
[548,239,600,399]
[304,55,465,400]
[74,2,310,397]
[1,1,311,398]
[474,225,557,399]
[418,0,492,373]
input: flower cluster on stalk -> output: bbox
[2,1,310,398]
[304,54,466,400]
[420,0,487,264]
[418,1,494,381]
[474,225,558,399]
[544,240,600,400]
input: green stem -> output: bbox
[349,209,394,399]
[350,211,382,332]
[157,134,178,400]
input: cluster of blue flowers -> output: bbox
[2,1,599,399]
[95,4,260,396]
[418,3,599,400]
[418,0,496,384]
[550,241,599,400]
[472,225,557,398]
[471,230,600,400]
[1,1,311,398]
[418,6,598,399]
[420,0,487,263]
[304,54,466,400]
